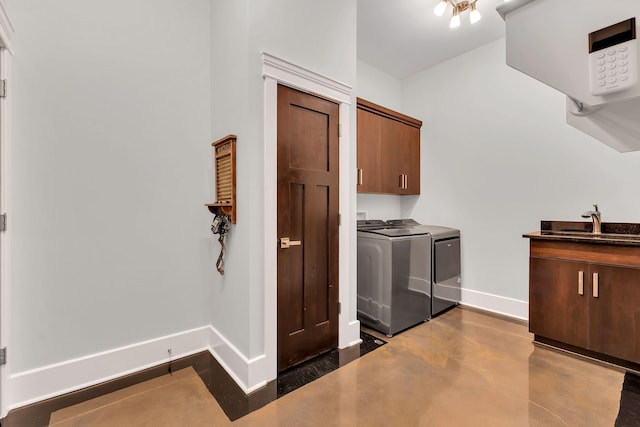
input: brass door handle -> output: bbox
[280,237,302,249]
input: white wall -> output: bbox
[1,0,359,410]
[210,0,358,363]
[9,0,212,371]
[209,0,253,359]
[355,59,404,220]
[246,0,358,359]
[402,38,640,314]
[356,59,402,111]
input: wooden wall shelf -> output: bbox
[205,134,237,224]
[205,203,234,218]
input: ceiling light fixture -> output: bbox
[433,0,482,28]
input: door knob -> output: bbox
[280,237,302,249]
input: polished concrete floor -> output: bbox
[49,308,633,426]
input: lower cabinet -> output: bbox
[588,264,640,362]
[529,257,589,349]
[529,241,640,365]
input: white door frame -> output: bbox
[0,0,13,418]
[259,53,360,385]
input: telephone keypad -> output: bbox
[590,39,637,96]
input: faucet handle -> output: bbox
[593,203,599,212]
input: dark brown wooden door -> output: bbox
[356,108,381,193]
[588,264,640,363]
[529,257,588,348]
[276,84,339,371]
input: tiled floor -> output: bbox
[276,331,386,399]
[49,307,638,426]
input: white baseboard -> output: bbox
[460,288,528,321]
[6,325,268,417]
[6,318,363,415]
[207,325,267,394]
[340,319,362,349]
[6,326,211,414]
[5,324,269,416]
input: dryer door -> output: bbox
[433,237,461,316]
[435,238,460,282]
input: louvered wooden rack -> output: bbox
[205,134,237,224]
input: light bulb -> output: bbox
[434,0,447,17]
[449,13,460,28]
[469,3,481,24]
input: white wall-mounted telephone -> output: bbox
[589,17,637,96]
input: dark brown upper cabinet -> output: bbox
[356,98,422,195]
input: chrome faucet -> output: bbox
[581,204,601,234]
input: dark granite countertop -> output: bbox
[523,221,640,247]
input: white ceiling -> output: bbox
[357,0,507,79]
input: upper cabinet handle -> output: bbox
[357,168,363,186]
[399,174,408,189]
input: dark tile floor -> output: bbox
[616,372,640,426]
[277,331,386,398]
[204,330,386,421]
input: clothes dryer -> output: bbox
[415,225,461,317]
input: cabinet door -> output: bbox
[589,264,640,363]
[529,257,589,348]
[356,108,382,193]
[404,125,420,195]
[381,119,420,195]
